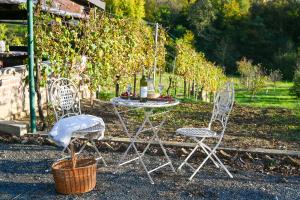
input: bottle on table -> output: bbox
[140,70,148,102]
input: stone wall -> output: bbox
[0,65,93,120]
[0,65,47,120]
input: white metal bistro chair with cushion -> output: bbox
[48,78,107,166]
[176,82,234,181]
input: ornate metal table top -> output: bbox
[110,97,180,108]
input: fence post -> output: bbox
[27,0,36,133]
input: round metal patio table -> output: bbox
[111,97,180,184]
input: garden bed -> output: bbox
[83,100,300,151]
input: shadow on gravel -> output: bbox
[214,186,276,200]
[194,172,300,185]
[0,159,53,174]
[0,144,58,151]
[0,182,54,199]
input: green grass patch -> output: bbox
[234,81,300,110]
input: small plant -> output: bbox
[249,64,267,100]
[290,68,300,98]
[237,57,253,89]
[269,69,282,90]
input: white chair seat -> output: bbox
[176,127,219,138]
[73,122,105,139]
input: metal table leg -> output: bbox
[113,104,175,184]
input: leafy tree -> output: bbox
[187,0,300,79]
[0,25,7,41]
[144,0,194,36]
[187,0,217,38]
[0,24,26,46]
[106,0,145,19]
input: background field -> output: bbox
[98,73,300,111]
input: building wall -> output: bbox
[0,65,42,120]
[0,65,92,120]
[52,0,84,14]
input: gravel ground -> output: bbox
[0,143,299,200]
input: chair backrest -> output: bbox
[208,82,234,135]
[49,78,81,121]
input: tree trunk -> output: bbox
[115,75,120,97]
[35,61,45,130]
[191,80,195,97]
[167,76,172,95]
[209,92,213,102]
[183,79,187,97]
[174,79,177,97]
[199,87,203,101]
[96,85,100,99]
[195,85,198,100]
[133,74,137,96]
[246,77,250,90]
[188,82,191,98]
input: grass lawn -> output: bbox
[233,81,300,110]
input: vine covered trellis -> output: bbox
[35,8,166,93]
[175,31,226,99]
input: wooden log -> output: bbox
[101,136,300,157]
[28,132,300,157]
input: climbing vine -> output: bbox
[34,7,225,99]
[175,31,226,97]
[34,8,166,92]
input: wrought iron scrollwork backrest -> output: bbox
[49,78,81,121]
[208,82,235,135]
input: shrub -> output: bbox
[237,57,253,89]
[237,58,267,99]
[290,68,300,98]
[269,69,282,90]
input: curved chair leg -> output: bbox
[199,144,220,168]
[77,140,87,155]
[90,140,107,166]
[211,151,233,178]
[188,142,233,181]
[194,138,219,168]
[201,142,232,178]
[178,145,198,171]
[188,150,213,181]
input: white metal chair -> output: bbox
[176,82,234,180]
[48,78,107,166]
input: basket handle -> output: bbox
[70,144,77,169]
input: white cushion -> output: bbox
[49,114,105,147]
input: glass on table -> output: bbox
[158,83,164,96]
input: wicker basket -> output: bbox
[52,146,97,194]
